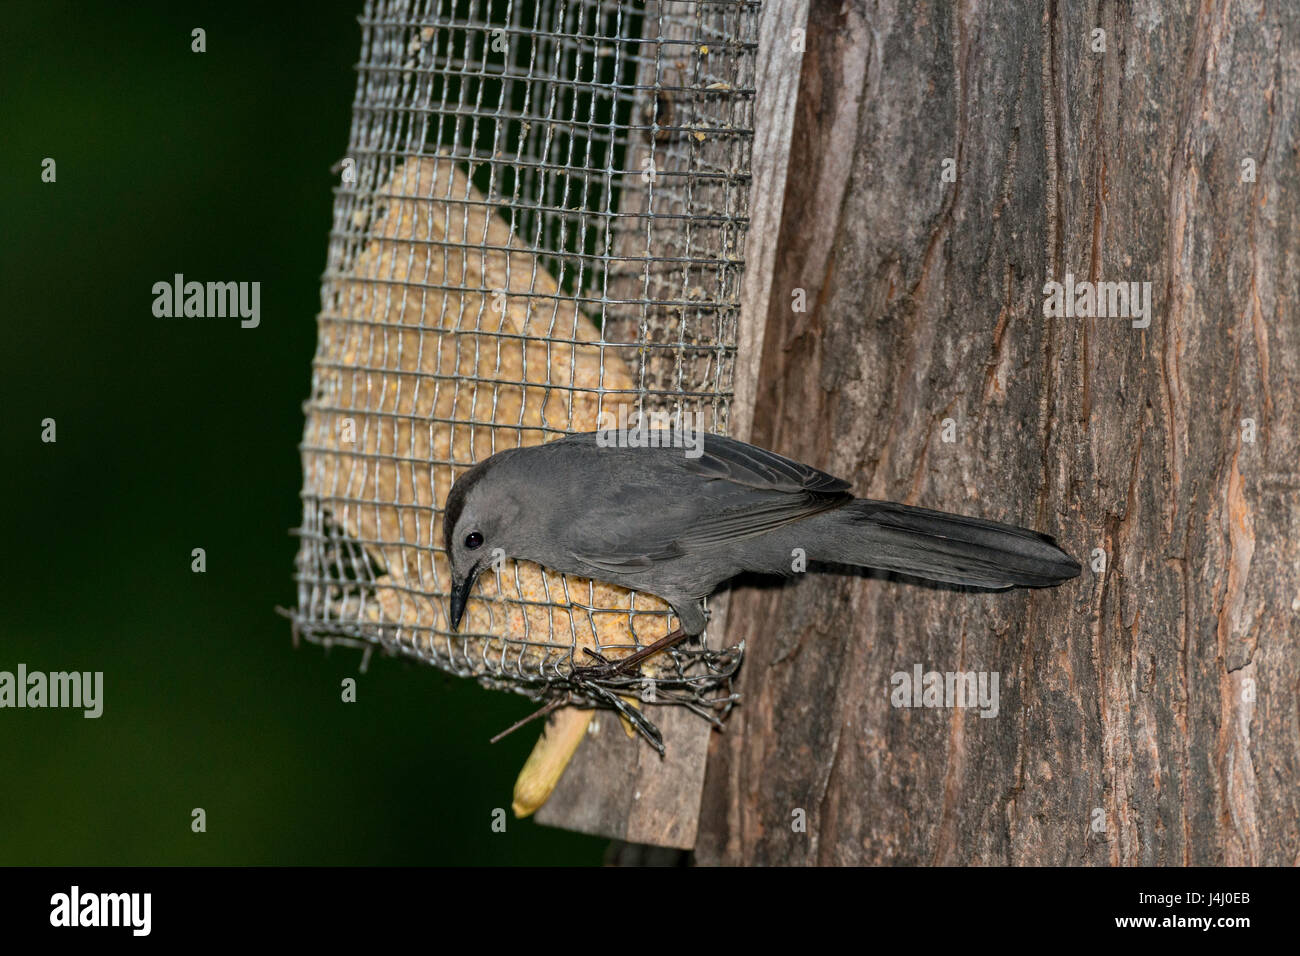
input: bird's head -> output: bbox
[442,452,521,631]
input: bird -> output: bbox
[443,430,1080,681]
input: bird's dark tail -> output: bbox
[819,499,1081,589]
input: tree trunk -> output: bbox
[697,0,1299,865]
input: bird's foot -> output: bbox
[570,627,689,684]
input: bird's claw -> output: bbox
[570,657,641,685]
[569,627,688,686]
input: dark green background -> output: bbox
[2,0,606,864]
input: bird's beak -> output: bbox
[448,563,481,631]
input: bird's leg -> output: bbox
[571,627,690,683]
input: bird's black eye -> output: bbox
[464,531,484,550]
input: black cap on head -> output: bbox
[442,461,491,553]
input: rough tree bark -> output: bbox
[697,0,1299,865]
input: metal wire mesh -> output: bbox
[290,0,759,747]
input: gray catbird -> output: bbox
[444,431,1079,679]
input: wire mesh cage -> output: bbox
[291,0,759,749]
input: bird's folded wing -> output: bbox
[670,491,849,551]
[571,551,656,574]
[566,432,852,568]
[681,433,851,496]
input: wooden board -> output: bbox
[535,0,812,849]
